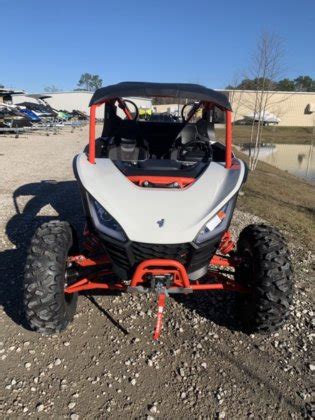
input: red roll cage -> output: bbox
[88,99,232,168]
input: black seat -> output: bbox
[108,137,149,161]
[106,120,149,161]
[169,124,197,160]
[138,121,185,158]
[175,124,197,145]
[169,121,214,162]
[196,119,215,142]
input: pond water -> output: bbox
[240,143,315,183]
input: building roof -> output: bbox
[90,81,231,110]
[220,88,315,95]
[0,88,25,97]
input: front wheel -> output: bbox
[235,224,293,333]
[24,221,78,334]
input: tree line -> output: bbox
[44,73,103,92]
[1,73,103,93]
[226,75,315,92]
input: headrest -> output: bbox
[121,137,136,145]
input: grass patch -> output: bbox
[217,126,314,145]
[235,149,315,249]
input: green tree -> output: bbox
[228,78,256,90]
[276,78,295,91]
[226,77,275,90]
[226,76,315,92]
[294,75,315,92]
[237,78,257,90]
[77,73,103,91]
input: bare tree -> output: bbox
[227,72,245,123]
[44,85,61,92]
[248,32,285,170]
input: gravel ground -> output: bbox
[0,126,313,418]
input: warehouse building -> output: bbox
[154,90,315,127]
[10,89,315,126]
[11,91,152,119]
[225,90,315,127]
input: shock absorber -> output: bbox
[219,231,235,254]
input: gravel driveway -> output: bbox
[0,127,313,418]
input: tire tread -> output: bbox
[24,221,77,334]
[237,224,293,333]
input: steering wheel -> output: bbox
[116,99,139,120]
[178,139,212,161]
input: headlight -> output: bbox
[195,200,232,244]
[88,195,127,241]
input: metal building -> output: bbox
[224,90,315,127]
[12,91,152,119]
[9,89,315,126]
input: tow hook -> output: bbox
[153,288,168,340]
[146,273,173,291]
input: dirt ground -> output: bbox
[0,126,313,418]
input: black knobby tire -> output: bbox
[235,224,293,333]
[24,221,78,334]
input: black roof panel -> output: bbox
[89,81,231,110]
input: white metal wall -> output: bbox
[12,92,152,119]
[224,90,315,127]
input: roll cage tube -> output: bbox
[88,99,133,164]
[88,103,100,164]
[117,98,134,121]
[88,102,233,167]
[225,110,232,169]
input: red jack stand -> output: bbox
[153,291,167,340]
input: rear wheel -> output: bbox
[235,224,293,333]
[24,221,78,334]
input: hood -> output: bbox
[75,154,244,244]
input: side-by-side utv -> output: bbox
[24,82,293,339]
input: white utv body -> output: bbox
[76,154,245,245]
[24,82,293,339]
[74,82,247,280]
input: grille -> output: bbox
[131,242,190,265]
[104,239,217,278]
[189,239,221,272]
[103,241,130,271]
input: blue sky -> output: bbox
[1,0,314,92]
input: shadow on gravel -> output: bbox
[0,180,84,329]
[174,291,243,331]
[1,179,243,334]
[87,296,129,336]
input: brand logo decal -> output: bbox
[157,219,165,228]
